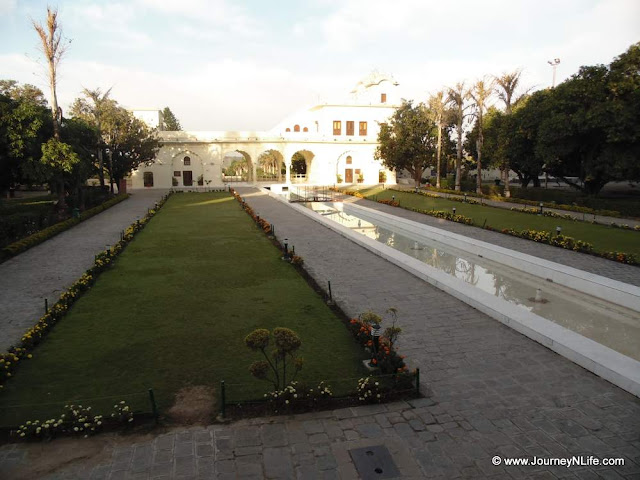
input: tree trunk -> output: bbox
[476,136,483,195]
[97,147,105,187]
[455,119,463,191]
[436,123,442,189]
[504,163,511,198]
[532,176,541,188]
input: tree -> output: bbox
[100,104,160,193]
[428,90,450,188]
[494,70,528,197]
[161,107,181,131]
[70,87,113,187]
[469,79,493,194]
[32,7,74,209]
[375,100,437,187]
[447,83,472,191]
[0,81,52,193]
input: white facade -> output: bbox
[129,73,400,189]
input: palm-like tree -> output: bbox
[428,91,448,188]
[470,79,493,194]
[447,83,471,191]
[70,87,113,187]
[494,70,526,198]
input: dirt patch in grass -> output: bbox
[165,385,217,426]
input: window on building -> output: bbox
[294,125,300,132]
[381,93,387,103]
[303,127,308,132]
[184,156,191,166]
[333,121,342,135]
[346,121,354,136]
[143,172,154,187]
[174,171,181,177]
[286,127,291,132]
[355,169,361,174]
[346,155,352,165]
[359,121,367,136]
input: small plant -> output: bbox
[290,255,304,266]
[379,170,387,183]
[245,328,304,390]
[357,376,383,403]
[111,400,134,425]
[172,177,178,186]
[337,174,343,184]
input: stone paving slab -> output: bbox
[0,189,168,351]
[0,188,638,479]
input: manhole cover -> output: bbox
[349,445,401,479]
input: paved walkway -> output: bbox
[393,185,640,229]
[1,187,639,479]
[0,189,168,351]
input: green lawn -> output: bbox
[0,192,366,426]
[358,187,640,256]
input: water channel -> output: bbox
[302,201,640,362]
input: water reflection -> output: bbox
[304,202,640,361]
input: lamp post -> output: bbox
[556,226,562,236]
[370,322,381,367]
[548,58,560,88]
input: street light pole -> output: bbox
[548,58,560,88]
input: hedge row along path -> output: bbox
[0,189,168,352]
[393,184,640,228]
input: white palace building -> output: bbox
[129,72,401,189]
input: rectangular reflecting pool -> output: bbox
[304,202,640,362]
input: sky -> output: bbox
[1,0,638,131]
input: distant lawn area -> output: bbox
[357,187,640,256]
[0,192,366,426]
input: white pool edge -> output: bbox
[260,188,640,398]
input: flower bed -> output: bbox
[0,193,171,388]
[0,194,130,263]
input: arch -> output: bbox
[257,149,285,182]
[286,127,291,132]
[294,125,300,132]
[336,150,359,184]
[170,150,205,188]
[303,127,308,132]
[222,150,254,182]
[290,149,315,183]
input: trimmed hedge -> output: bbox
[0,194,130,263]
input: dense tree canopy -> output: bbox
[375,100,438,186]
[475,42,640,195]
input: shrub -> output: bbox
[357,376,383,403]
[245,327,304,390]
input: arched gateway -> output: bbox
[130,72,401,189]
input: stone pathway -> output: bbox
[0,189,168,351]
[0,187,638,479]
[393,185,640,229]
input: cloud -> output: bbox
[0,0,16,16]
[64,2,152,49]
[136,0,263,38]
